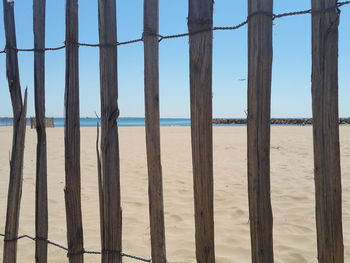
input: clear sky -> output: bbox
[0,0,349,118]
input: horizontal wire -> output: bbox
[0,1,348,54]
[0,233,151,262]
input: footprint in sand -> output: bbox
[170,214,183,223]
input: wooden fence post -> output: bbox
[247,0,274,262]
[143,0,167,262]
[33,0,48,262]
[2,0,28,262]
[64,0,84,262]
[311,1,343,262]
[188,1,215,262]
[98,0,122,262]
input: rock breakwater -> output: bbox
[212,118,350,125]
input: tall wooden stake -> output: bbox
[188,1,215,262]
[311,1,343,262]
[64,0,84,262]
[2,0,28,262]
[98,0,122,262]
[247,0,274,262]
[33,0,48,262]
[143,0,167,262]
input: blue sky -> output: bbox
[0,0,349,118]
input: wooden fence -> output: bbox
[1,0,345,262]
[30,117,54,128]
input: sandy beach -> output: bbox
[0,126,349,262]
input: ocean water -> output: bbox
[0,117,192,127]
[0,117,299,127]
[57,117,192,127]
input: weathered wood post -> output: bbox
[311,1,343,262]
[2,0,28,262]
[98,0,122,262]
[188,0,215,262]
[64,0,84,262]
[143,0,167,262]
[33,0,48,262]
[247,0,274,262]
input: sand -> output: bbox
[0,126,349,262]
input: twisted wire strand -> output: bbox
[0,1,348,54]
[0,233,152,262]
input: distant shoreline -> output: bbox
[0,117,349,127]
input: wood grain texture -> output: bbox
[2,91,27,263]
[33,0,48,262]
[188,1,215,262]
[311,1,343,262]
[143,0,167,262]
[2,1,28,262]
[64,1,84,262]
[247,0,274,262]
[98,0,122,262]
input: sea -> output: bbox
[0,117,247,127]
[0,117,197,127]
